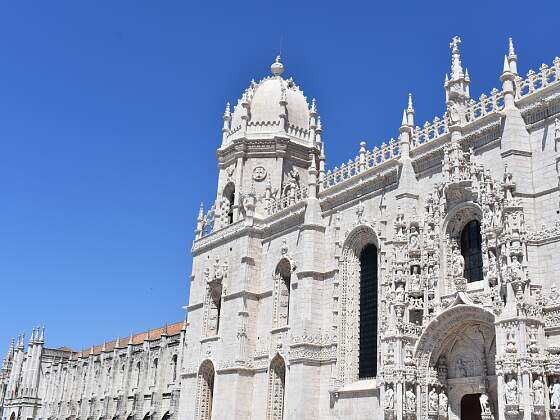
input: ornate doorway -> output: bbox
[460,393,482,420]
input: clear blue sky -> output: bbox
[1,1,558,351]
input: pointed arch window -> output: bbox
[273,260,291,329]
[171,354,178,383]
[152,358,158,386]
[204,281,223,337]
[195,361,215,420]
[461,220,483,282]
[223,183,235,225]
[359,243,378,378]
[266,356,286,420]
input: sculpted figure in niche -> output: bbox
[506,326,517,353]
[410,266,421,291]
[409,226,419,250]
[395,284,405,304]
[429,388,439,412]
[533,378,545,406]
[510,255,523,281]
[384,386,395,409]
[405,387,416,411]
[505,377,518,405]
[439,390,448,413]
[455,359,467,378]
[479,393,491,414]
[550,378,560,409]
[452,247,465,278]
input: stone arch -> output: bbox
[415,304,497,419]
[272,258,293,329]
[266,354,287,420]
[195,359,215,420]
[441,202,484,292]
[337,224,381,385]
[9,412,15,420]
[161,411,170,420]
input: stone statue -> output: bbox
[452,247,465,278]
[384,386,394,409]
[479,393,491,414]
[395,284,405,304]
[429,388,438,412]
[455,359,467,377]
[409,226,419,250]
[410,266,421,291]
[405,387,416,411]
[506,326,517,353]
[550,378,560,409]
[505,377,518,405]
[533,378,545,406]
[439,390,448,413]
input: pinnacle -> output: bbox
[271,55,284,77]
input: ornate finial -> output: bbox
[182,315,188,331]
[271,55,284,76]
[224,102,231,118]
[407,93,414,112]
[449,36,463,80]
[508,37,516,58]
[197,202,204,221]
[128,332,134,346]
[162,323,169,337]
[310,98,317,114]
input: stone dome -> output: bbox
[223,56,317,147]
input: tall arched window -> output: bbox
[152,358,158,386]
[171,354,178,383]
[359,244,378,378]
[205,282,223,337]
[266,356,286,420]
[223,183,235,225]
[135,362,141,388]
[195,361,215,420]
[461,220,483,282]
[273,260,291,328]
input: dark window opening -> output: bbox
[359,244,378,378]
[461,220,483,282]
[409,309,423,326]
[461,393,482,420]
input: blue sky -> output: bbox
[1,1,558,351]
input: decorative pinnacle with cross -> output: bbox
[449,36,461,53]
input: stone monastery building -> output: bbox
[2,36,560,420]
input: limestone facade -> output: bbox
[2,36,560,420]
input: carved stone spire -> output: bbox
[449,36,464,80]
[508,37,518,74]
[406,93,415,126]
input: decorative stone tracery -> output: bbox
[195,360,215,420]
[266,355,286,420]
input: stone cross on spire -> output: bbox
[449,36,464,80]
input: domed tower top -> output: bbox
[220,55,321,149]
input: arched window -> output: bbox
[266,356,286,420]
[359,244,378,378]
[135,362,141,388]
[171,354,178,383]
[273,260,291,328]
[223,183,235,225]
[461,220,483,282]
[152,358,158,386]
[205,282,223,337]
[195,361,215,420]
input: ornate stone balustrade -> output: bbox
[517,57,560,99]
[464,89,505,122]
[266,186,308,216]
[321,138,400,191]
[412,115,449,148]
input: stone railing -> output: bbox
[266,186,308,216]
[517,57,560,99]
[199,206,216,238]
[321,138,400,191]
[411,116,449,149]
[464,89,505,122]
